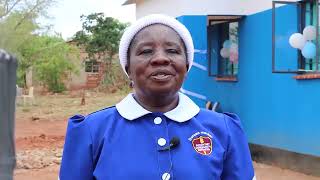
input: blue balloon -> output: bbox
[223,40,231,48]
[302,42,316,59]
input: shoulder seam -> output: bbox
[87,105,116,116]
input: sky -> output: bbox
[44,0,136,40]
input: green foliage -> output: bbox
[0,12,38,55]
[0,0,51,86]
[102,59,130,89]
[0,0,55,20]
[74,13,128,61]
[0,0,55,53]
[0,0,79,93]
[18,35,79,92]
[73,13,129,87]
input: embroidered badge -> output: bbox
[192,136,212,155]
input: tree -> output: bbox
[0,0,55,20]
[0,0,55,52]
[74,13,128,62]
[0,0,55,86]
[0,12,37,56]
[0,0,79,93]
[18,35,79,92]
[73,13,128,86]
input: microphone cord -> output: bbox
[155,118,177,180]
[163,161,173,180]
[162,120,174,180]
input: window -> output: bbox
[272,0,320,74]
[207,16,242,79]
[302,0,319,71]
[85,60,100,73]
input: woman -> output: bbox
[59,14,255,180]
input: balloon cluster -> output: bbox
[289,26,317,59]
[220,40,238,64]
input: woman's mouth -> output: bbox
[150,71,174,81]
[152,73,171,80]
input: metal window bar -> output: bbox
[219,23,229,76]
[92,64,100,73]
[316,0,319,71]
[85,61,93,72]
[85,60,100,73]
[207,25,214,76]
[272,1,301,73]
[272,0,320,73]
[300,1,306,70]
[207,15,243,77]
[301,0,320,72]
[306,2,312,70]
[304,1,317,71]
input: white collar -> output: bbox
[116,92,200,123]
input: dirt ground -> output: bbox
[13,92,320,180]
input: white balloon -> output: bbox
[230,43,238,53]
[289,33,306,49]
[220,48,230,58]
[303,26,316,41]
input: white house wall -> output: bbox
[134,0,274,18]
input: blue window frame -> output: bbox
[272,0,320,73]
[302,0,319,71]
[207,16,242,78]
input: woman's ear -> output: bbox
[126,65,134,88]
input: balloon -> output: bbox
[223,40,231,48]
[230,43,238,53]
[303,26,316,41]
[289,33,306,49]
[220,48,230,58]
[229,51,238,63]
[302,42,316,59]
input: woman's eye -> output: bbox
[167,49,179,54]
[139,49,153,55]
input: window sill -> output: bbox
[215,76,238,82]
[293,73,320,80]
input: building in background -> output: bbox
[66,41,106,90]
[124,0,320,176]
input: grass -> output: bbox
[15,90,128,121]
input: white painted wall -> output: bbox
[128,0,273,18]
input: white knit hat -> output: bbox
[119,14,194,76]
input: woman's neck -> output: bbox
[133,92,179,113]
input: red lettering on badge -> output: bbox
[192,136,212,155]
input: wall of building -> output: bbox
[67,46,88,90]
[134,0,273,18]
[179,6,320,157]
[66,43,106,90]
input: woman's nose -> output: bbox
[150,50,170,66]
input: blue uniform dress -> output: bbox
[59,92,255,180]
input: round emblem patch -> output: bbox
[191,136,212,155]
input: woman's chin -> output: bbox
[147,86,179,96]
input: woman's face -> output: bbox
[127,24,188,97]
